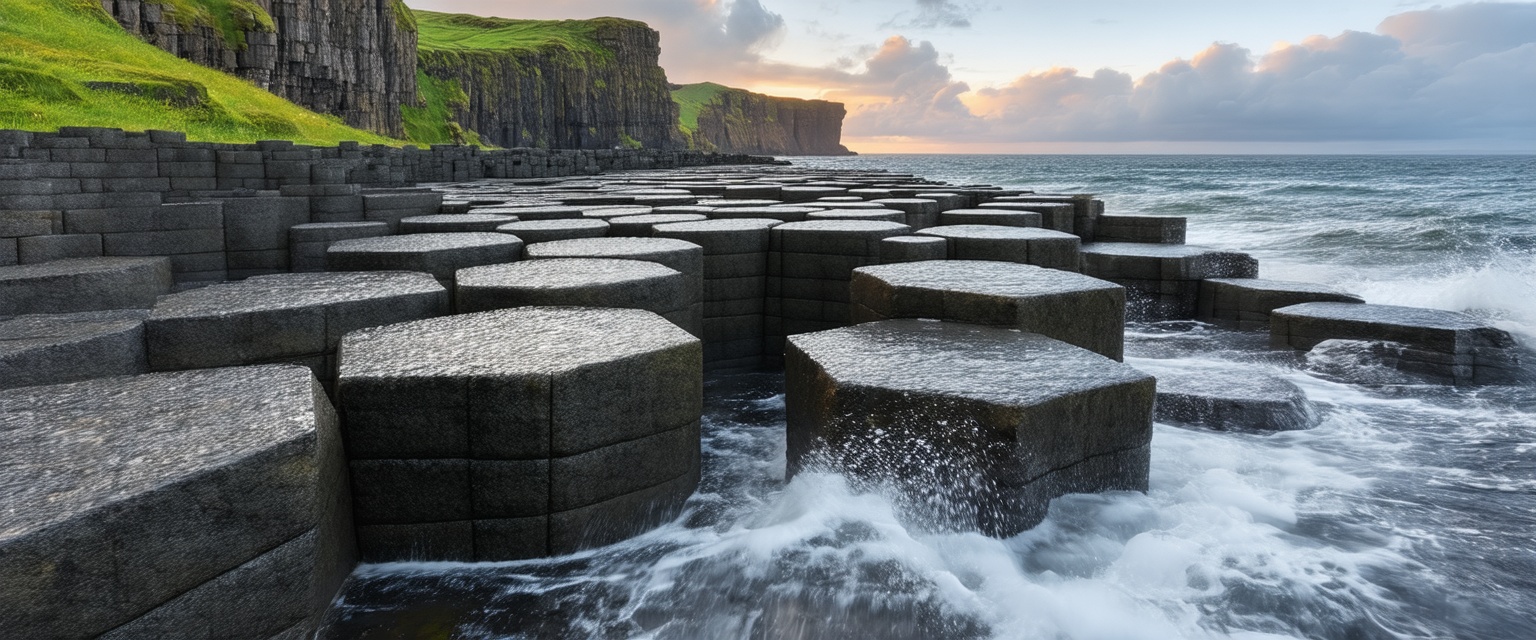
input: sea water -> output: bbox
[322,155,1536,640]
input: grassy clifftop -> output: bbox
[0,0,395,144]
[671,82,730,137]
[414,11,637,57]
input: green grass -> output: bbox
[0,0,396,145]
[671,82,731,134]
[400,69,483,147]
[413,10,627,59]
[149,0,274,49]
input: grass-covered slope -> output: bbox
[671,82,729,137]
[0,0,395,145]
[414,11,620,58]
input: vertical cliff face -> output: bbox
[99,0,417,137]
[412,12,682,150]
[675,83,853,156]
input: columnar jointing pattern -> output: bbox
[0,365,352,638]
[785,320,1155,536]
[335,307,702,561]
[653,218,781,370]
[765,220,912,361]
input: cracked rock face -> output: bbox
[104,0,418,136]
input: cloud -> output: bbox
[880,0,976,29]
[849,2,1536,144]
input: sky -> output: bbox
[410,0,1536,153]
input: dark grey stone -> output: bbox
[599,213,707,239]
[709,206,821,223]
[524,237,704,305]
[1095,214,1186,244]
[327,233,524,284]
[785,320,1154,536]
[335,307,702,561]
[1270,302,1522,385]
[939,209,1042,228]
[1080,243,1258,320]
[398,214,518,234]
[456,258,699,336]
[0,365,351,638]
[218,197,310,251]
[807,209,906,223]
[977,202,1075,233]
[1152,367,1319,431]
[145,271,448,374]
[916,224,1081,272]
[851,260,1126,360]
[880,235,949,264]
[0,310,148,390]
[870,198,941,229]
[652,218,779,256]
[16,234,102,264]
[1199,278,1364,329]
[0,256,172,317]
[496,219,610,243]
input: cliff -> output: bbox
[99,0,417,137]
[674,82,853,156]
[412,12,682,150]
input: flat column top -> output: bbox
[1273,301,1493,331]
[1080,242,1231,258]
[0,256,168,281]
[149,271,443,318]
[855,260,1119,296]
[0,365,319,539]
[524,237,703,259]
[917,225,1077,240]
[457,258,680,289]
[1205,278,1358,297]
[789,319,1150,406]
[0,310,147,356]
[339,307,696,379]
[328,232,523,253]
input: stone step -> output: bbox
[1271,302,1523,385]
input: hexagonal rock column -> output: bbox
[1080,243,1259,321]
[1198,278,1364,330]
[709,206,822,223]
[496,218,611,243]
[457,259,699,335]
[289,222,390,273]
[939,209,1042,228]
[916,225,1082,272]
[0,365,353,639]
[785,320,1154,536]
[327,232,524,289]
[1152,368,1319,431]
[1095,214,1187,244]
[992,194,1103,239]
[525,237,705,338]
[480,205,585,221]
[978,202,1076,234]
[336,307,703,562]
[871,198,942,229]
[144,272,448,383]
[880,235,949,264]
[653,219,781,370]
[807,209,906,223]
[0,256,172,318]
[850,260,1126,360]
[767,220,913,359]
[398,214,518,234]
[1270,302,1522,385]
[607,213,709,237]
[0,310,148,390]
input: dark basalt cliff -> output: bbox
[100,0,417,137]
[414,13,682,150]
[677,83,853,156]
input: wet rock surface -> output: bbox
[785,319,1155,536]
[336,307,702,561]
[456,258,697,335]
[1199,277,1364,329]
[851,260,1126,360]
[1271,302,1522,385]
[0,365,351,638]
